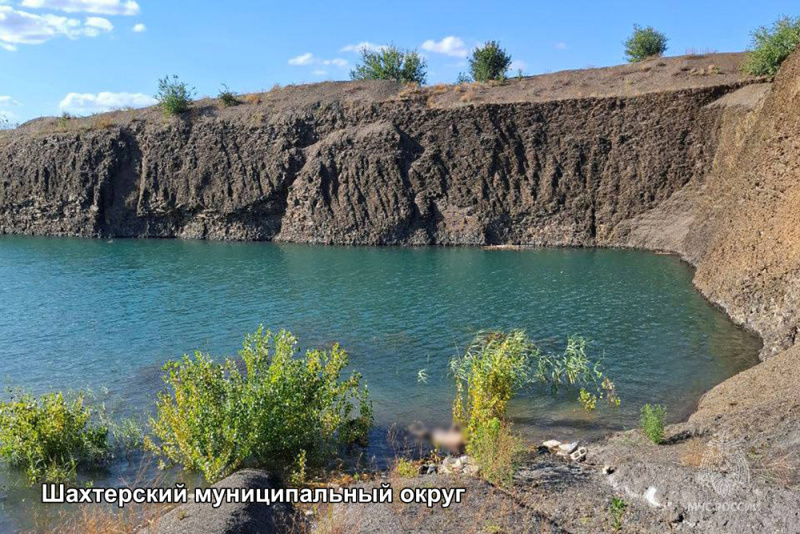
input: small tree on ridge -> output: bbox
[743,16,800,77]
[350,45,427,84]
[156,75,196,116]
[469,41,513,82]
[624,25,668,62]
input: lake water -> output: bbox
[0,237,761,531]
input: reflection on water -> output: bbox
[0,237,761,531]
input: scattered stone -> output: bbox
[602,465,615,475]
[569,447,587,462]
[463,463,480,476]
[644,486,661,508]
[542,439,561,450]
[559,441,579,455]
[542,439,587,462]
[440,454,479,476]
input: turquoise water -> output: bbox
[0,237,760,530]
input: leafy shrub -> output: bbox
[467,417,525,488]
[450,331,533,435]
[640,404,666,444]
[0,392,110,483]
[743,16,800,77]
[451,331,611,435]
[156,75,195,116]
[624,25,668,62]
[217,84,239,107]
[579,388,598,411]
[57,112,73,130]
[350,45,427,84]
[451,331,613,486]
[147,328,373,482]
[393,458,418,479]
[469,41,512,82]
[532,335,606,387]
[289,449,307,487]
[108,417,145,456]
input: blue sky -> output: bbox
[1,0,797,122]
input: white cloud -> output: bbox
[311,69,327,76]
[0,96,21,123]
[340,41,385,53]
[289,53,347,68]
[20,0,140,16]
[132,22,144,32]
[554,42,568,50]
[288,52,313,66]
[510,60,528,72]
[84,16,112,33]
[0,96,22,107]
[420,36,468,58]
[0,6,113,48]
[322,58,347,67]
[59,91,156,114]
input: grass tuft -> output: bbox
[640,404,666,444]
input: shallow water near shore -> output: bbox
[0,236,761,531]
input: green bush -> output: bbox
[217,84,239,107]
[451,331,613,486]
[466,417,525,488]
[350,45,427,84]
[450,331,533,435]
[624,25,668,62]
[156,75,195,116]
[451,331,611,435]
[640,404,666,444]
[469,41,512,82]
[57,112,72,130]
[0,392,110,484]
[147,328,373,482]
[579,388,598,411]
[393,458,418,479]
[743,16,800,77]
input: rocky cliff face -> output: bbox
[622,49,800,356]
[2,51,799,356]
[0,87,731,246]
[689,53,800,357]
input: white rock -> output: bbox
[558,441,579,454]
[644,486,662,508]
